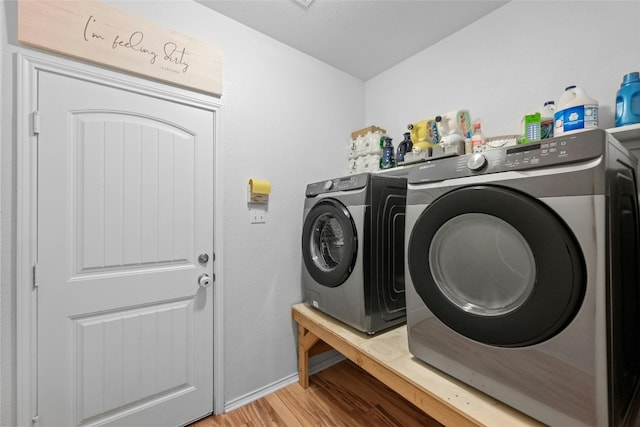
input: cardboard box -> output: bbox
[351,125,386,140]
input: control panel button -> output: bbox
[323,180,333,191]
[467,153,487,171]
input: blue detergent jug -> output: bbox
[615,72,640,127]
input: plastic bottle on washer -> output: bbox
[464,131,472,154]
[471,122,485,153]
[540,101,555,139]
[380,137,395,169]
[437,115,465,154]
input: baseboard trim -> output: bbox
[223,351,345,413]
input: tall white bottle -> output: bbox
[554,86,598,136]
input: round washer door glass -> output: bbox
[408,185,585,347]
[430,213,536,316]
[312,215,346,270]
[302,199,357,288]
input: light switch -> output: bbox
[250,207,267,224]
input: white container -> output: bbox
[541,101,555,139]
[471,123,484,153]
[441,110,472,137]
[554,86,598,136]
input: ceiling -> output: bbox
[196,0,509,80]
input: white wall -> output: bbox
[0,1,363,424]
[366,1,640,141]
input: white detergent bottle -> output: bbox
[554,85,598,136]
[437,115,465,154]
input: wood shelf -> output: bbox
[292,303,543,427]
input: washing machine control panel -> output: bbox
[306,173,369,197]
[409,129,606,184]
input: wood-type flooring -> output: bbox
[190,359,442,427]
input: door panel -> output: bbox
[37,70,214,426]
[73,113,194,274]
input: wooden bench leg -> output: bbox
[298,323,320,388]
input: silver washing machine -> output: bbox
[302,172,407,334]
[405,129,640,426]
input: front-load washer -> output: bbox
[302,172,407,334]
[405,129,640,426]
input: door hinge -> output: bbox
[32,414,39,426]
[212,252,216,262]
[33,263,39,288]
[32,111,40,135]
[212,273,216,282]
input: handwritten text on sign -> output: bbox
[19,0,222,96]
[84,15,190,73]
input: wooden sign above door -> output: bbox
[18,0,223,96]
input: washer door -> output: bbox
[302,198,358,288]
[408,185,586,347]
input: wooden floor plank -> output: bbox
[190,360,442,427]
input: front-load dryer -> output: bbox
[405,129,640,426]
[302,173,407,334]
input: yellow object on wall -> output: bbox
[248,179,271,204]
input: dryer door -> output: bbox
[408,184,586,347]
[302,198,358,288]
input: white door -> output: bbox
[36,69,215,426]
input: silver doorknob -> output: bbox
[198,273,212,288]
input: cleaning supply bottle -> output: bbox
[380,137,395,169]
[407,119,439,153]
[523,113,542,142]
[554,85,598,136]
[541,101,555,139]
[465,131,472,154]
[437,115,465,153]
[396,132,412,163]
[615,72,640,127]
[471,122,484,153]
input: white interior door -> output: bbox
[36,69,215,426]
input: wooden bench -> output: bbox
[292,303,542,427]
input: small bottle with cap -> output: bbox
[471,123,484,153]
